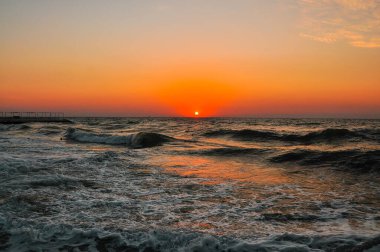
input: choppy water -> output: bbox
[0,118,379,251]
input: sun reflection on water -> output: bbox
[156,155,290,185]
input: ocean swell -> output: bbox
[187,147,270,156]
[64,128,173,148]
[295,128,362,142]
[203,129,280,141]
[203,128,375,143]
[0,124,31,131]
[270,149,380,172]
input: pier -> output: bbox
[0,112,72,124]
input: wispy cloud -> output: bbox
[299,0,380,48]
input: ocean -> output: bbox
[0,118,379,251]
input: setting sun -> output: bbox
[1,1,379,250]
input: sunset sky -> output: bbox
[1,0,379,117]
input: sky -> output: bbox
[1,0,379,117]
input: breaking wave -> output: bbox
[64,128,173,148]
[270,149,380,172]
[203,128,377,143]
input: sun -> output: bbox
[194,111,199,116]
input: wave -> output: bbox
[296,128,363,142]
[0,124,31,131]
[36,129,62,135]
[270,149,380,172]
[187,147,269,156]
[36,125,64,135]
[203,128,376,143]
[103,124,127,130]
[3,174,98,190]
[64,128,173,148]
[358,128,380,139]
[261,213,322,222]
[87,150,120,162]
[28,175,98,189]
[0,219,379,252]
[203,129,280,141]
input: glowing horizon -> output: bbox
[1,0,379,118]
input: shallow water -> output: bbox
[0,118,379,251]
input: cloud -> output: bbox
[299,0,380,48]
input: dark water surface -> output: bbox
[1,118,379,251]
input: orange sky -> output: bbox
[1,0,379,117]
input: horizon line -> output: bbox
[66,116,380,120]
[1,112,379,120]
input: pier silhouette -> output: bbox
[0,112,71,124]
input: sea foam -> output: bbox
[1,219,379,252]
[64,128,173,148]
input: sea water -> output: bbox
[0,118,379,251]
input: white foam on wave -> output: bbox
[64,128,173,148]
